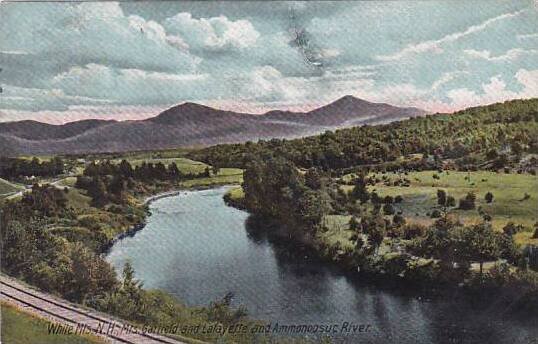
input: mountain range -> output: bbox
[0,96,426,156]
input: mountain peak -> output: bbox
[331,95,373,106]
[148,102,223,125]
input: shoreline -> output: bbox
[102,183,238,254]
[227,204,538,315]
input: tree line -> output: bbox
[0,157,64,179]
[190,98,538,173]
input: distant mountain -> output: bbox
[0,96,427,156]
[264,95,424,126]
[0,119,116,141]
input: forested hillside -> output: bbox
[190,98,538,172]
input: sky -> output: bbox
[1,0,537,124]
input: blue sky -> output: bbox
[1,0,537,123]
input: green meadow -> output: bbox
[1,303,103,344]
[0,177,23,196]
[342,171,538,246]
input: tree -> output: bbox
[437,189,447,206]
[168,162,181,180]
[119,160,133,178]
[349,216,360,231]
[88,176,108,208]
[361,215,386,254]
[455,223,503,277]
[211,164,220,176]
[383,203,395,215]
[459,192,476,210]
[351,175,369,203]
[486,149,498,160]
[305,168,322,189]
[485,192,494,203]
[393,213,406,227]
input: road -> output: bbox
[4,176,73,200]
[0,275,187,344]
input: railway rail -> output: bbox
[0,275,186,344]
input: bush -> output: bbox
[395,195,403,203]
[383,196,394,204]
[430,209,442,218]
[393,214,406,227]
[383,203,395,215]
[459,192,476,210]
[437,189,447,206]
[485,192,494,203]
[503,222,524,236]
[403,223,427,239]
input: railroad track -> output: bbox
[0,276,186,344]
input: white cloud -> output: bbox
[164,13,260,52]
[243,66,306,101]
[517,33,538,40]
[51,64,211,105]
[464,48,538,61]
[0,2,199,73]
[377,10,524,61]
[439,70,538,110]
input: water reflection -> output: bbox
[106,187,537,344]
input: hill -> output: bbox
[0,96,426,156]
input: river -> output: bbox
[106,186,537,343]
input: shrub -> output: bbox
[503,222,524,236]
[430,209,442,218]
[395,195,403,203]
[437,189,447,206]
[393,214,406,227]
[383,195,394,204]
[485,192,494,203]
[459,192,476,210]
[383,203,395,215]
[403,223,427,239]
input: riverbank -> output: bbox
[103,183,241,254]
[224,192,538,315]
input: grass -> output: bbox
[116,157,209,174]
[0,177,23,195]
[224,186,245,201]
[1,302,104,344]
[342,170,538,246]
[319,215,354,251]
[64,187,92,210]
[180,168,243,188]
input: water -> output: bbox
[106,187,537,343]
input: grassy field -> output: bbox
[0,178,23,195]
[343,170,538,245]
[180,167,243,188]
[224,186,245,201]
[117,157,209,174]
[1,302,103,344]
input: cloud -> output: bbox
[163,13,260,52]
[51,64,211,105]
[243,66,306,101]
[0,85,111,111]
[376,10,524,61]
[464,48,538,61]
[517,33,538,40]
[434,69,538,110]
[1,1,537,122]
[0,2,199,75]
